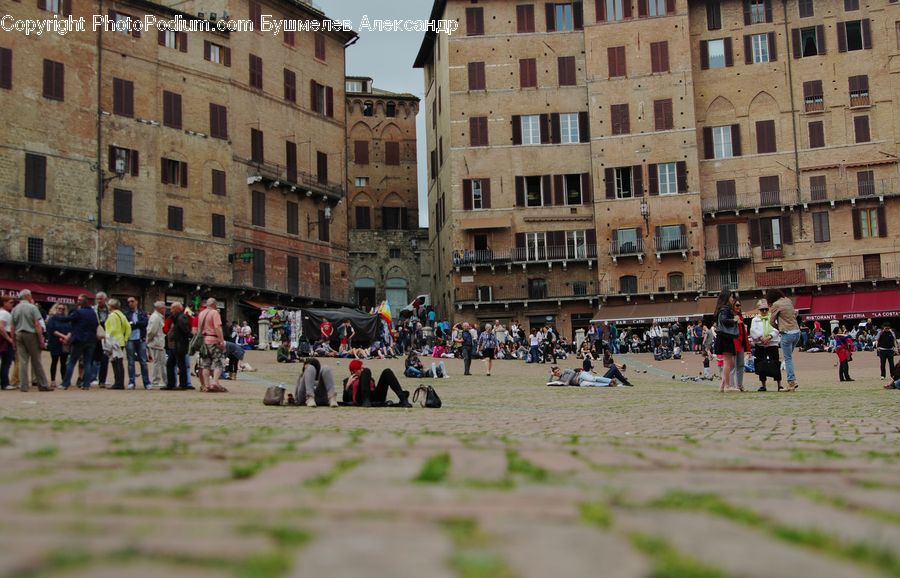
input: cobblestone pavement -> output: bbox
[0,350,898,578]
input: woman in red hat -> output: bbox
[343,359,412,407]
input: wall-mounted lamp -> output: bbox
[640,200,650,236]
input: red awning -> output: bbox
[793,294,812,311]
[804,290,900,321]
[0,280,94,305]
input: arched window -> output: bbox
[668,272,684,292]
[363,101,374,116]
[386,101,397,117]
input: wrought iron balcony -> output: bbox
[653,236,689,260]
[454,278,599,305]
[608,239,645,263]
[452,245,597,270]
[704,243,752,261]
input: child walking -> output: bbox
[702,351,711,380]
[834,326,854,382]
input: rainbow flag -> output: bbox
[377,300,393,329]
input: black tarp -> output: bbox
[301,307,382,343]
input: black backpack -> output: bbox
[413,385,442,408]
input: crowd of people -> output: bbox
[0,290,249,393]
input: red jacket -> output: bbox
[733,315,750,353]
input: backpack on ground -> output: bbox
[413,385,442,408]
[263,385,286,406]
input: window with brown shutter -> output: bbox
[798,0,813,17]
[517,4,536,32]
[212,169,226,196]
[0,47,11,90]
[319,211,330,242]
[654,99,673,130]
[802,80,824,111]
[162,91,182,129]
[249,54,263,89]
[209,103,228,139]
[812,212,830,242]
[355,206,371,230]
[520,58,537,88]
[608,46,626,77]
[314,32,326,60]
[249,1,261,26]
[808,121,825,148]
[756,120,776,153]
[251,191,265,227]
[558,56,576,86]
[650,41,669,73]
[250,129,264,163]
[466,7,485,36]
[354,140,369,165]
[611,104,629,135]
[284,30,295,47]
[113,78,133,117]
[849,74,869,106]
[468,61,486,90]
[854,115,871,142]
[385,142,400,165]
[707,1,722,29]
[759,175,780,206]
[857,170,875,196]
[844,0,859,11]
[809,175,826,200]
[283,69,296,102]
[211,214,226,238]
[317,151,328,184]
[470,117,489,147]
[113,189,132,223]
[286,201,299,235]
[167,206,184,231]
[42,59,64,101]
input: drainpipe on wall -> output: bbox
[782,0,804,239]
[96,0,105,270]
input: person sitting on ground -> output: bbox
[342,359,412,407]
[295,357,338,407]
[276,339,296,363]
[602,349,627,372]
[405,351,448,379]
[313,338,337,357]
[583,356,633,386]
[580,340,594,360]
[885,364,900,390]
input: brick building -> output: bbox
[345,76,431,314]
[0,0,355,320]
[415,0,900,337]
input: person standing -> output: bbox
[338,319,355,350]
[10,290,50,392]
[750,300,782,392]
[60,295,99,390]
[104,299,130,389]
[730,300,750,392]
[165,302,191,390]
[460,321,474,375]
[147,301,167,389]
[875,323,896,380]
[320,318,333,345]
[45,304,71,389]
[767,289,800,391]
[713,289,738,393]
[197,298,227,393]
[833,326,854,382]
[0,296,17,390]
[92,292,110,387]
[124,296,151,390]
[528,328,541,364]
[477,323,498,376]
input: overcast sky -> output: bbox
[316,0,433,226]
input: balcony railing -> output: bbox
[653,236,689,257]
[608,239,645,261]
[452,245,597,268]
[849,95,870,107]
[761,247,784,260]
[704,179,900,214]
[704,243,752,261]
[237,155,345,199]
[455,278,599,304]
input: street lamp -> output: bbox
[640,200,650,236]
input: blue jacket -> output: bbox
[124,307,149,340]
[46,315,71,354]
[68,306,100,344]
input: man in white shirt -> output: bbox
[146,301,167,388]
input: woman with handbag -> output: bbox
[713,289,739,392]
[104,299,130,390]
[730,300,751,392]
[45,304,71,389]
[750,300,783,392]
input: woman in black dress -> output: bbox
[714,289,738,392]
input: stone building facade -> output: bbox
[345,77,430,314]
[0,0,354,320]
[416,0,900,337]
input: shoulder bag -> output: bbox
[413,385,442,408]
[263,385,286,406]
[96,309,106,340]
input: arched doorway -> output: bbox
[385,277,408,316]
[355,278,376,312]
